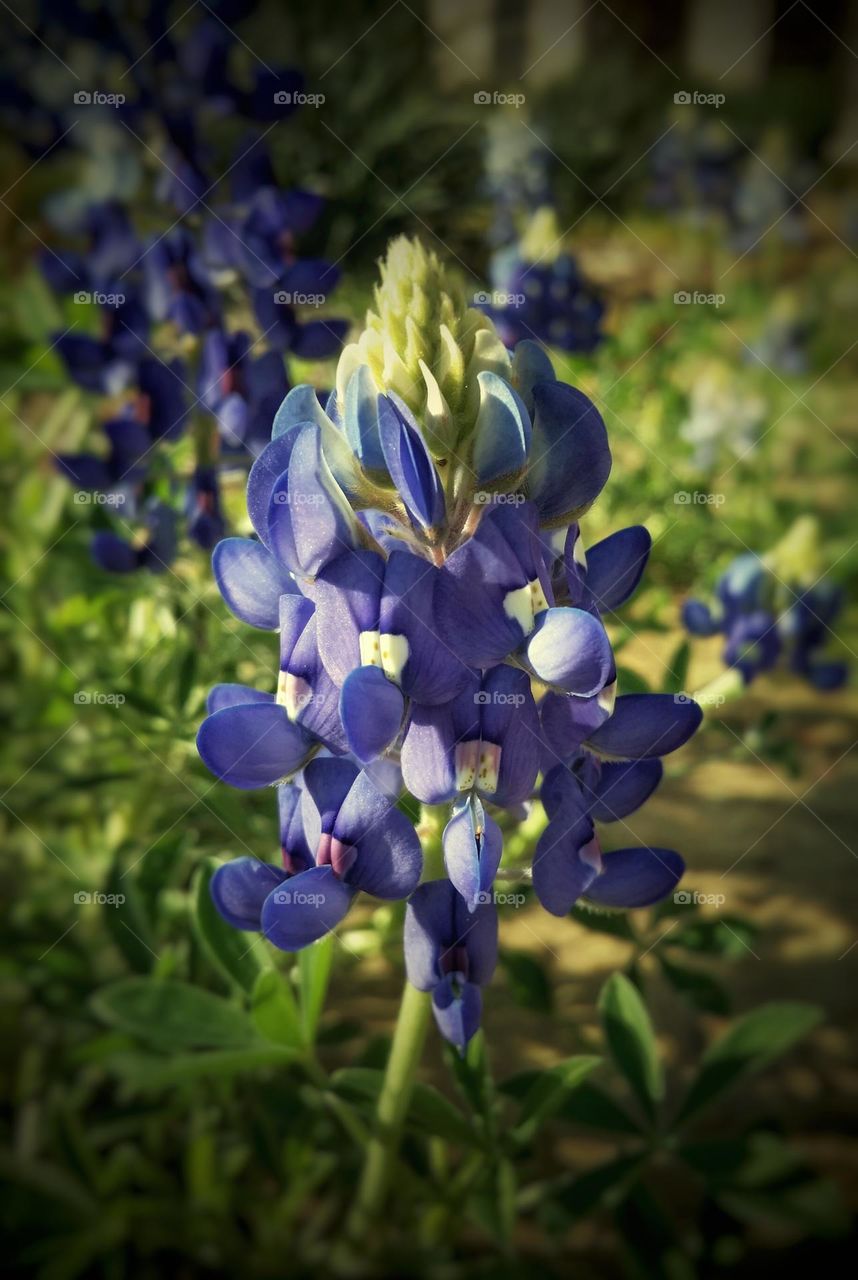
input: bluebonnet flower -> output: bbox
[201,238,699,1050]
[198,329,289,457]
[91,498,178,574]
[683,533,848,690]
[142,228,220,335]
[186,465,226,550]
[482,208,604,354]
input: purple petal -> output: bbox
[210,857,289,931]
[197,703,313,789]
[585,526,651,611]
[443,799,503,912]
[339,665,405,763]
[378,393,445,530]
[432,977,483,1051]
[525,607,613,694]
[313,549,385,686]
[540,687,615,768]
[585,847,684,909]
[261,865,356,950]
[378,551,469,704]
[206,684,275,713]
[212,537,298,630]
[585,694,702,759]
[526,382,611,524]
[532,814,599,915]
[591,759,663,821]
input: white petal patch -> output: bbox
[277,670,313,720]
[359,629,409,684]
[503,584,534,636]
[455,740,480,790]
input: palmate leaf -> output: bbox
[511,1055,602,1144]
[677,1002,823,1125]
[106,1046,298,1091]
[331,1068,481,1148]
[193,857,269,994]
[557,1081,643,1134]
[298,933,334,1046]
[598,973,663,1121]
[90,978,258,1051]
[250,969,304,1049]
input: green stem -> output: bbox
[693,666,745,714]
[347,805,447,1239]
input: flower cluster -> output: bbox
[483,208,604,354]
[683,542,848,691]
[22,8,346,571]
[199,237,701,1049]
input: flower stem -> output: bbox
[693,665,745,713]
[347,805,446,1239]
[347,978,432,1238]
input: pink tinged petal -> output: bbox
[261,864,356,951]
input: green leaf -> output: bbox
[331,1068,481,1148]
[669,915,757,959]
[616,665,651,695]
[598,973,663,1120]
[498,948,553,1012]
[557,1082,643,1135]
[512,1055,602,1143]
[193,858,268,993]
[549,1154,645,1218]
[658,954,729,1014]
[251,969,304,1049]
[298,934,334,1045]
[107,1046,296,1090]
[678,1002,823,1124]
[101,857,156,974]
[91,978,258,1051]
[571,904,636,940]
[661,640,690,694]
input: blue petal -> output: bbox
[585,526,651,611]
[333,768,422,899]
[378,551,469,705]
[212,537,298,630]
[432,977,483,1051]
[197,703,313,789]
[525,607,613,694]
[344,365,386,470]
[532,814,599,915]
[585,848,684,909]
[540,689,615,767]
[591,758,663,821]
[268,427,359,577]
[339,665,405,763]
[206,684,274,713]
[472,370,531,484]
[526,382,611,524]
[247,430,303,545]
[443,798,503,912]
[585,694,702,759]
[312,549,385,686]
[91,532,139,573]
[210,857,289,931]
[512,339,556,414]
[682,599,719,636]
[261,865,355,950]
[378,393,445,530]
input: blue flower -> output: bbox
[404,879,498,1051]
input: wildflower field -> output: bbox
[1,2,857,1277]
